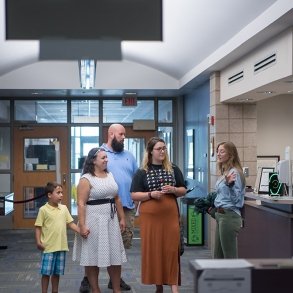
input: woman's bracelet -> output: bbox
[148,192,152,200]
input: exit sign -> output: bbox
[122,96,137,106]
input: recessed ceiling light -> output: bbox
[235,98,254,102]
[256,91,274,94]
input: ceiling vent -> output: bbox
[228,70,244,85]
[254,53,276,73]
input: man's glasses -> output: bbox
[153,146,167,152]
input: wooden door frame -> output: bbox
[13,126,69,228]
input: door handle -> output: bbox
[62,173,66,184]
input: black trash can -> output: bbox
[180,197,204,246]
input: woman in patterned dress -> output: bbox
[73,147,127,293]
[130,137,187,293]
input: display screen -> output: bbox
[269,172,283,196]
[5,0,162,41]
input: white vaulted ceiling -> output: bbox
[0,0,293,99]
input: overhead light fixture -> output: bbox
[256,91,274,94]
[124,92,137,95]
[79,60,96,89]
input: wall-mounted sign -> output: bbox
[122,96,137,107]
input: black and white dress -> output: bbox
[72,172,127,267]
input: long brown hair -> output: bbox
[82,147,107,176]
[141,137,173,172]
[217,141,245,185]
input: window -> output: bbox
[71,126,99,170]
[24,138,56,171]
[103,100,154,123]
[15,100,67,123]
[158,100,172,123]
[158,126,173,161]
[0,100,10,122]
[71,100,99,123]
[71,126,99,216]
[0,127,10,169]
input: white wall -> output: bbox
[221,28,293,101]
[0,60,179,90]
[257,94,293,159]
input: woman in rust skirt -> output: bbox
[131,137,186,293]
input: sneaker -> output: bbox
[79,276,90,293]
[108,278,131,291]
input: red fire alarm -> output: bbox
[208,114,215,125]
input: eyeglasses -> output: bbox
[153,146,167,152]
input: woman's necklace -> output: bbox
[94,171,107,178]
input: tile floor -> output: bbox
[0,229,211,292]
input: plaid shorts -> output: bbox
[40,251,66,276]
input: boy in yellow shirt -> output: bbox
[35,182,81,293]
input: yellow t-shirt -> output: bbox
[35,203,74,253]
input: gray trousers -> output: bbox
[122,208,136,249]
[214,209,242,258]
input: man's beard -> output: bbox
[111,136,124,152]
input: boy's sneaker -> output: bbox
[108,278,131,291]
[79,276,90,293]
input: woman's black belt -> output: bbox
[86,198,116,219]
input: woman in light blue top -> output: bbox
[213,141,245,258]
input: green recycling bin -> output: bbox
[180,197,204,246]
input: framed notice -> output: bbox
[254,156,279,193]
[258,167,275,194]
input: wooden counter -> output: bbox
[238,193,293,258]
[245,192,293,205]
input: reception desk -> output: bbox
[238,192,293,258]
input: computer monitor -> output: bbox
[277,160,290,184]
